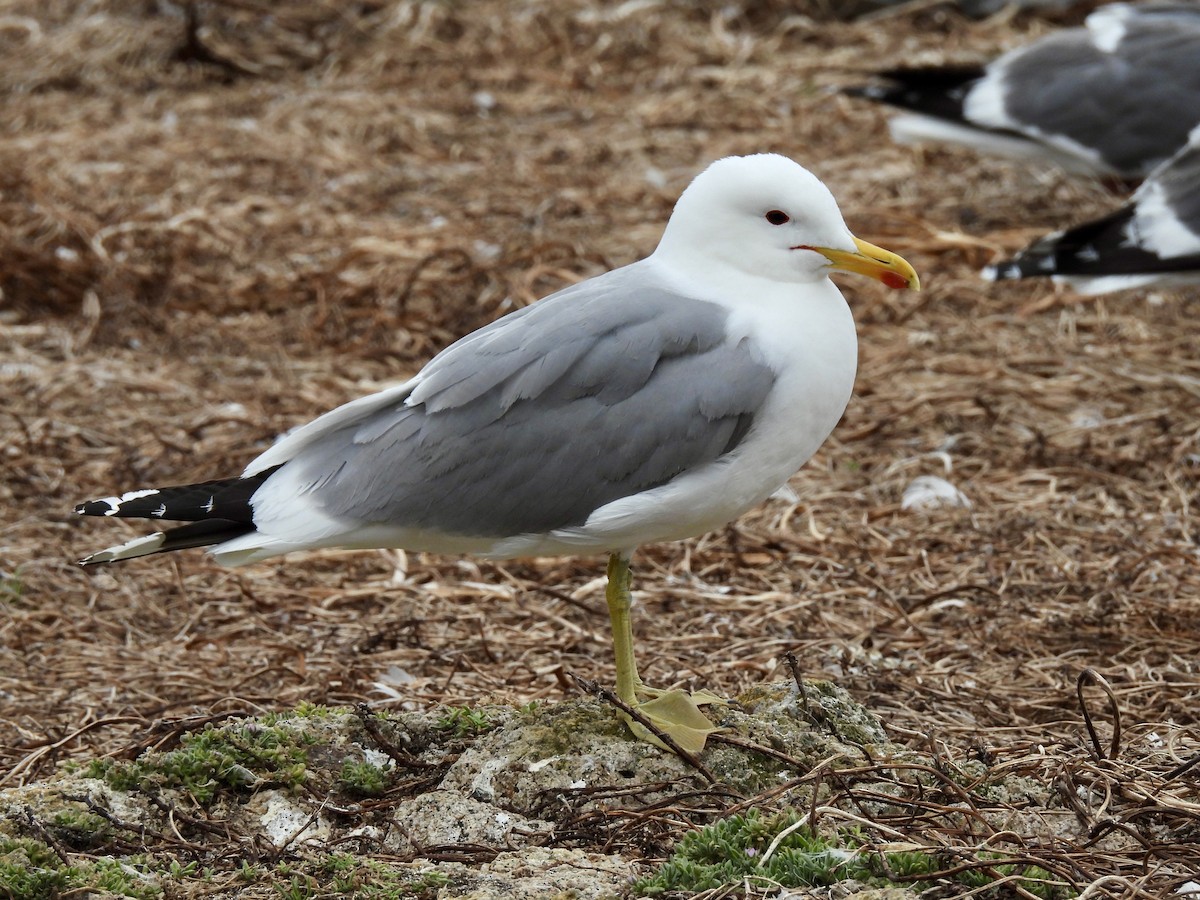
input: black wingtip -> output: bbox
[841,84,879,100]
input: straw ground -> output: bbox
[1,1,1197,896]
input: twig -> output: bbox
[783,650,810,715]
[1163,750,1200,782]
[142,793,236,842]
[59,792,207,853]
[1076,668,1122,761]
[1,716,147,787]
[354,703,441,769]
[707,732,822,774]
[759,813,811,865]
[20,807,70,865]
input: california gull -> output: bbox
[846,4,1200,180]
[74,153,920,752]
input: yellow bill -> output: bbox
[804,236,920,290]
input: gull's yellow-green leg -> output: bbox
[605,552,723,754]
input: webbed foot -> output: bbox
[622,685,724,754]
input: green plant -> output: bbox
[49,806,112,849]
[436,706,492,737]
[166,859,198,878]
[338,759,388,798]
[0,570,24,604]
[0,837,70,900]
[635,809,869,895]
[264,856,452,899]
[881,849,939,879]
[276,873,317,899]
[264,702,336,724]
[634,810,1075,898]
[0,836,160,900]
[87,722,309,804]
[88,858,158,899]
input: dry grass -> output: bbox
[0,0,1197,895]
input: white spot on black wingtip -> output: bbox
[80,488,161,516]
[121,488,160,502]
[203,495,215,513]
[151,503,167,517]
[983,263,1026,282]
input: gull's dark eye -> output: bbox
[765,209,790,226]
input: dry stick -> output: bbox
[847,569,926,637]
[393,248,476,316]
[782,650,810,715]
[759,813,812,866]
[59,792,208,853]
[1076,874,1172,900]
[266,796,331,862]
[0,716,147,787]
[882,849,1075,898]
[415,841,502,865]
[1056,769,1095,828]
[142,793,237,843]
[807,763,823,831]
[176,2,258,78]
[474,616,499,664]
[1087,818,1157,853]
[20,807,71,865]
[354,703,442,769]
[436,655,462,701]
[530,582,602,617]
[1163,750,1200,782]
[707,732,823,774]
[569,674,716,784]
[721,754,859,819]
[1077,668,1122,761]
[781,649,870,753]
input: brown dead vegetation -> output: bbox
[0,1,1197,895]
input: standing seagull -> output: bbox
[845,3,1200,180]
[75,154,920,753]
[984,131,1200,293]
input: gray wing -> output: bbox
[997,15,1200,177]
[1151,141,1200,242]
[284,264,777,538]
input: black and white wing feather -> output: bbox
[984,134,1200,293]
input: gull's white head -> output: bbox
[655,153,919,290]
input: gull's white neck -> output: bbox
[640,250,859,466]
